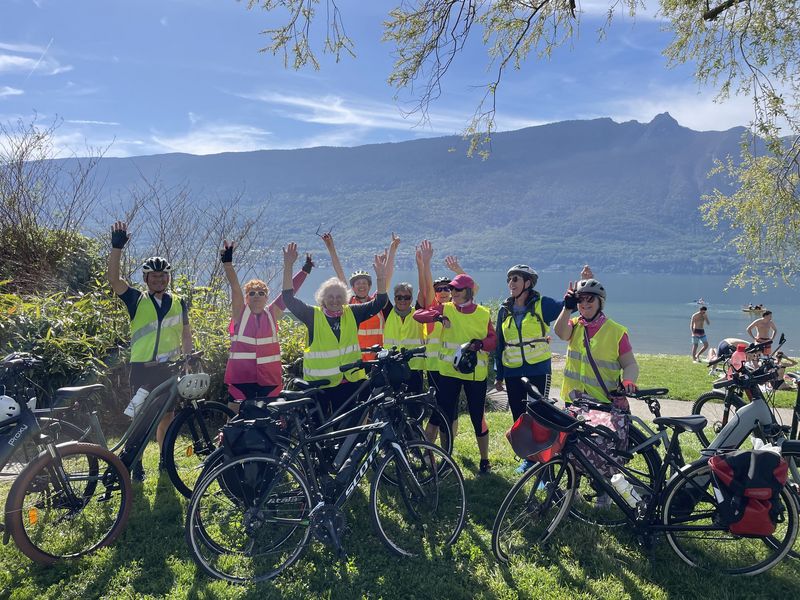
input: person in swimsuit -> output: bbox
[747,310,777,355]
[690,306,710,362]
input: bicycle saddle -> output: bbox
[653,415,707,433]
[54,384,105,406]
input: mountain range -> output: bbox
[78,113,745,274]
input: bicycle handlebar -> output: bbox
[339,346,427,373]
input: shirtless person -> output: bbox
[690,306,710,362]
[747,310,777,355]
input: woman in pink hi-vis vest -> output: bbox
[221,240,313,413]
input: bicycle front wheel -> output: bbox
[663,460,798,575]
[692,391,745,447]
[4,442,132,564]
[185,455,312,584]
[492,457,576,564]
[163,401,234,498]
[370,441,466,557]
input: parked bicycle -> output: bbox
[185,346,466,583]
[492,390,800,575]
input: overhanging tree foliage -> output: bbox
[246,0,800,285]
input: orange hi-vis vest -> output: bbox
[350,295,384,360]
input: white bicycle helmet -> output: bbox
[177,373,210,399]
[0,395,20,424]
[142,256,172,274]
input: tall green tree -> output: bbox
[246,0,800,285]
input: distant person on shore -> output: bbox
[322,232,398,360]
[220,240,312,413]
[494,264,593,473]
[747,310,777,355]
[690,306,710,362]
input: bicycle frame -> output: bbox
[0,403,41,470]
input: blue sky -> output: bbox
[0,0,755,157]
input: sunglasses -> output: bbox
[577,294,596,304]
[434,287,450,293]
[394,294,412,301]
[449,286,465,292]
[247,290,267,297]
[507,275,523,283]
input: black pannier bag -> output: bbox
[709,449,789,537]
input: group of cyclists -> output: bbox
[107,223,639,478]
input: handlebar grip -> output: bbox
[339,361,364,373]
[630,388,669,398]
[402,346,427,358]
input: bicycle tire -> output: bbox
[185,454,312,584]
[492,457,576,564]
[4,442,132,564]
[370,440,466,557]
[663,459,798,575]
[692,391,746,447]
[568,424,661,527]
[163,401,234,498]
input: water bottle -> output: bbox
[611,473,641,507]
[124,387,149,418]
[730,343,748,373]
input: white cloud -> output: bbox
[151,121,274,155]
[0,42,47,53]
[0,39,72,76]
[0,86,24,98]
[598,85,755,131]
[66,119,120,126]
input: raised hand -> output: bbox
[321,232,335,250]
[373,250,389,279]
[415,246,423,267]
[580,265,594,280]
[111,221,130,249]
[563,281,578,310]
[283,242,299,265]
[302,253,314,273]
[390,232,401,251]
[220,240,234,264]
[420,239,433,263]
[444,255,463,274]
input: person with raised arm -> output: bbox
[322,232,398,360]
[413,273,496,474]
[282,243,390,415]
[220,240,313,413]
[107,221,193,482]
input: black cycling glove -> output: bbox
[111,228,129,249]
[563,290,578,311]
[220,244,234,264]
[302,254,314,274]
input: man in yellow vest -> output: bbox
[107,221,193,481]
[553,278,638,404]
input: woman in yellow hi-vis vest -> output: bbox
[414,273,497,474]
[282,243,390,415]
[553,278,639,404]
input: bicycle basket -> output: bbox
[177,373,210,399]
[505,400,575,462]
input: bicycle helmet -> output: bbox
[433,276,452,287]
[575,278,606,304]
[177,373,210,400]
[142,256,172,273]
[506,264,538,287]
[452,342,478,375]
[349,270,372,286]
[0,395,20,424]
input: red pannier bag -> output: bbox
[505,400,573,463]
[709,449,789,537]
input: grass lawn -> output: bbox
[2,410,799,599]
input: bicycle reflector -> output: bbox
[177,373,210,399]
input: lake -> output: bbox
[285,269,800,356]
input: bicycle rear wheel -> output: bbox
[4,442,132,564]
[663,460,798,575]
[163,401,234,498]
[185,455,312,583]
[692,391,745,447]
[370,441,466,557]
[492,457,576,564]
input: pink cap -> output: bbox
[448,273,475,290]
